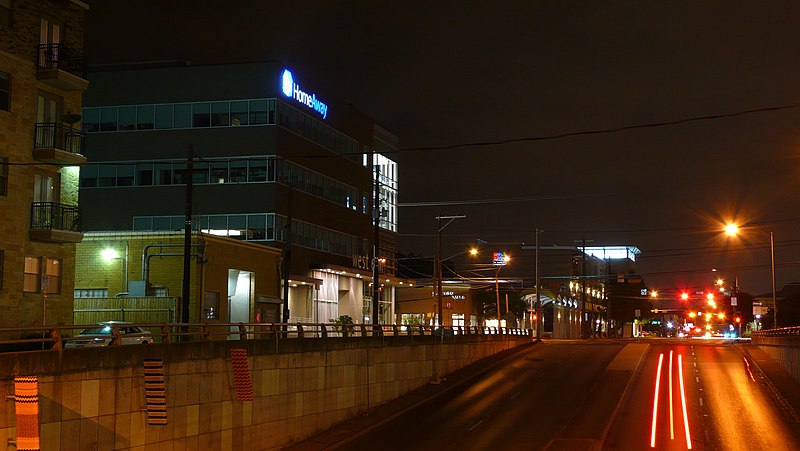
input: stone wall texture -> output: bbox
[0,334,530,450]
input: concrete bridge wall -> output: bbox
[0,334,530,450]
[752,335,800,383]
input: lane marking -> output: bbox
[651,353,665,448]
[679,353,693,449]
[696,377,699,383]
[669,350,674,440]
[743,357,756,382]
[699,398,703,406]
[467,419,484,431]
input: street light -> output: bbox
[723,222,777,328]
[494,252,511,325]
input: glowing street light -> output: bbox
[680,292,689,301]
[723,222,777,327]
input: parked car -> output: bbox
[64,321,152,348]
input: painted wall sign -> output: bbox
[281,69,328,119]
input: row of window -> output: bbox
[82,99,364,162]
[79,156,368,213]
[133,213,369,258]
[83,99,278,132]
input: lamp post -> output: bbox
[724,223,778,328]
[493,252,511,325]
[435,215,465,328]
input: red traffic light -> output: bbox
[532,314,538,321]
[734,316,741,324]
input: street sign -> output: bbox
[731,296,737,306]
[635,309,641,318]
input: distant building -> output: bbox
[75,231,282,326]
[78,61,407,324]
[0,0,89,329]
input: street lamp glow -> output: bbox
[724,223,739,236]
[469,247,478,256]
[100,248,120,262]
[680,293,689,301]
[650,290,658,298]
[716,278,725,286]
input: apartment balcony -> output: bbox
[36,44,89,91]
[33,123,86,165]
[30,202,83,243]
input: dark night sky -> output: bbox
[85,1,800,296]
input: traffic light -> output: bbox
[734,316,741,324]
[532,314,538,321]
[680,292,689,301]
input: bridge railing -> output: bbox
[0,322,532,351]
[751,326,800,337]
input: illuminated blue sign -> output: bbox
[280,69,328,119]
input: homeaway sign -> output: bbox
[281,69,329,119]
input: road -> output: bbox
[327,339,800,450]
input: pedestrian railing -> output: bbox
[752,326,800,337]
[0,322,532,351]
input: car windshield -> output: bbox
[80,326,113,335]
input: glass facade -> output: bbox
[80,156,363,212]
[132,213,369,258]
[82,98,364,162]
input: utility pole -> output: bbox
[372,162,380,325]
[435,215,465,328]
[181,144,193,324]
[282,188,292,324]
[581,237,587,339]
[535,228,541,342]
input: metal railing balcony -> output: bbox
[37,43,87,79]
[34,122,84,154]
[30,202,81,232]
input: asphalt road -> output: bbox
[604,340,800,450]
[316,339,800,451]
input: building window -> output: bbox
[203,291,220,320]
[23,256,40,293]
[0,155,7,196]
[0,71,9,111]
[74,288,109,298]
[45,258,61,294]
[0,0,11,28]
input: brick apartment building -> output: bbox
[0,0,89,330]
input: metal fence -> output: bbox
[37,43,87,79]
[34,122,84,154]
[30,202,80,231]
[752,326,800,337]
[0,322,532,351]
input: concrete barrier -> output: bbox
[0,334,530,450]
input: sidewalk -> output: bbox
[737,343,800,425]
[285,341,543,450]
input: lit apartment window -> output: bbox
[203,291,220,319]
[0,155,7,196]
[0,71,9,111]
[23,256,40,293]
[45,258,61,294]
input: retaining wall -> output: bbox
[0,334,529,450]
